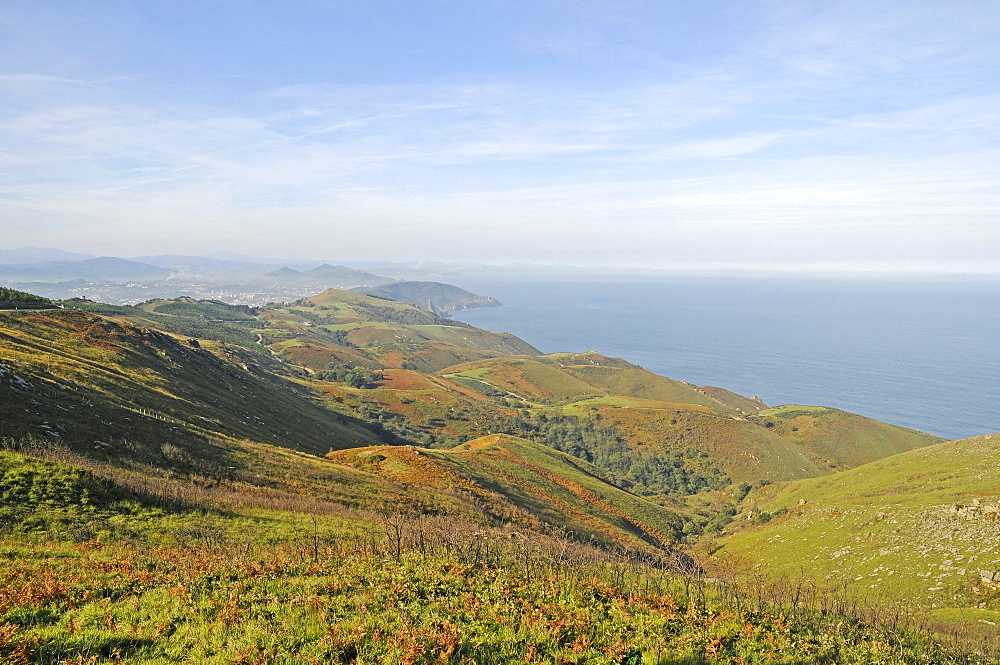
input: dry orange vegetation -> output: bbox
[697,386,767,413]
[327,445,467,489]
[379,369,440,391]
[406,341,503,372]
[381,349,406,368]
[2,293,986,662]
[484,363,553,398]
[277,341,340,369]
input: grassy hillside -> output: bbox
[433,353,943,485]
[329,435,686,551]
[0,309,677,549]
[0,309,381,458]
[59,297,262,349]
[353,280,500,315]
[49,291,942,489]
[746,405,944,467]
[441,353,742,413]
[6,293,944,496]
[594,403,943,483]
[259,289,539,373]
[714,434,1000,641]
[0,444,985,664]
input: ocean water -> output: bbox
[450,277,1000,441]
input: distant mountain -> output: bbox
[130,254,275,277]
[300,263,395,288]
[203,251,314,266]
[267,266,302,277]
[0,257,173,283]
[0,247,94,264]
[354,280,500,315]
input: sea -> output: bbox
[450,277,1000,441]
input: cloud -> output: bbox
[0,1,998,269]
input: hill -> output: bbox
[441,352,765,412]
[5,289,941,493]
[0,307,690,554]
[129,254,276,278]
[300,263,393,288]
[0,309,381,459]
[261,288,539,373]
[328,434,685,550]
[57,297,263,349]
[0,246,94,264]
[437,354,941,484]
[0,257,173,283]
[714,433,1000,641]
[0,287,53,310]
[354,280,501,315]
[0,444,973,664]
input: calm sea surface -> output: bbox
[450,278,1000,441]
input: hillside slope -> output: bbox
[0,444,972,664]
[439,353,941,484]
[0,308,685,547]
[714,434,1000,636]
[440,352,740,412]
[2,290,943,507]
[0,309,380,461]
[354,280,500,315]
[261,289,539,373]
[327,434,685,550]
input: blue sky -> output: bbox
[1,0,998,271]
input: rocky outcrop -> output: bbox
[949,499,1000,520]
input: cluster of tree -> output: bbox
[323,329,353,346]
[518,413,731,496]
[354,400,439,446]
[148,299,257,321]
[316,365,383,388]
[59,298,134,315]
[0,287,52,309]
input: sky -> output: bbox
[1,0,999,272]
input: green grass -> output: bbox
[713,434,1000,640]
[557,395,654,414]
[0,310,381,462]
[0,447,985,664]
[746,405,944,468]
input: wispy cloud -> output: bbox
[0,1,997,267]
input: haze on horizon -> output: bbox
[1,1,998,274]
